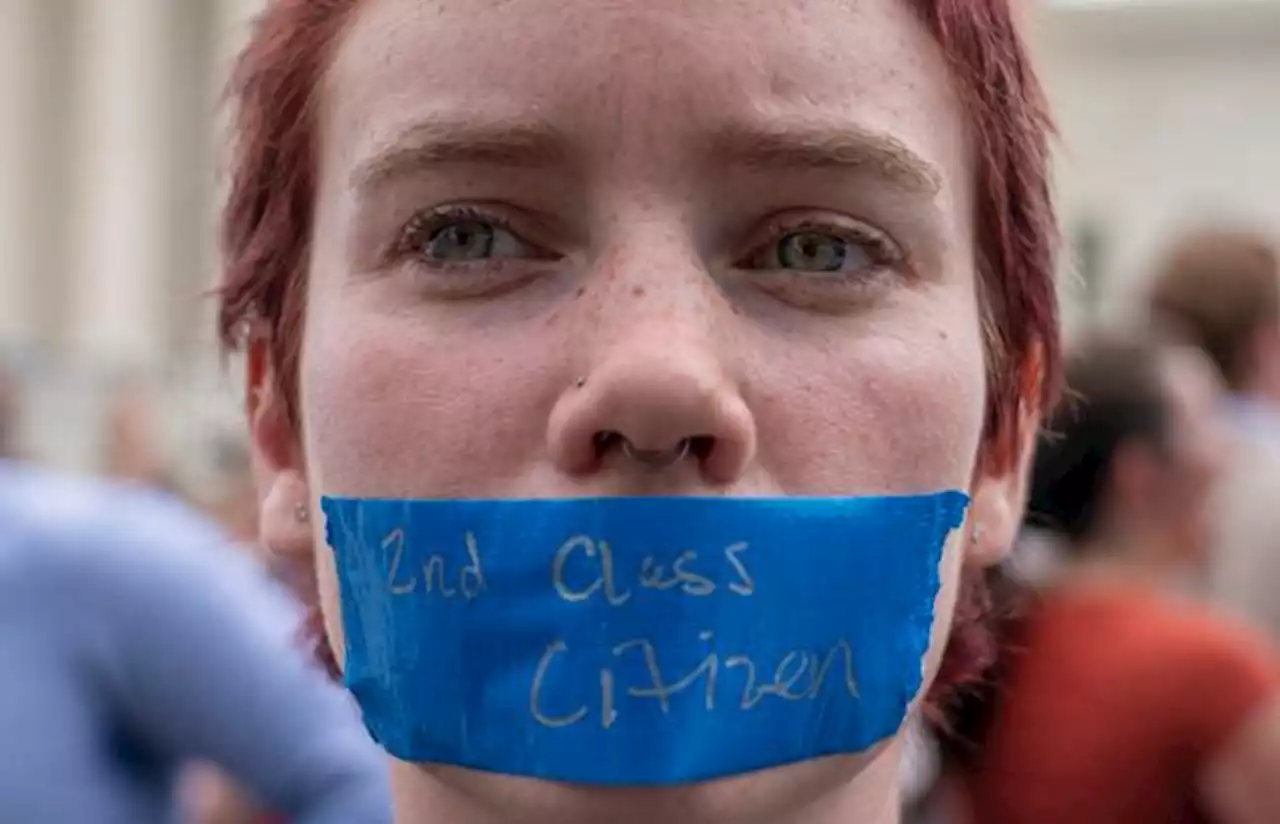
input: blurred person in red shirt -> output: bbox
[944,333,1280,824]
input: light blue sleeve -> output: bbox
[93,504,393,824]
[0,532,129,822]
[0,475,391,824]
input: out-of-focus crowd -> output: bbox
[903,226,1280,824]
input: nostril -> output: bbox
[593,430,715,469]
[688,435,716,462]
[593,431,623,458]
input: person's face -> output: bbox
[1155,348,1227,567]
[250,0,1033,816]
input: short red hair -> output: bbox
[218,0,1061,698]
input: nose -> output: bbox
[547,347,756,486]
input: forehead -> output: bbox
[324,0,968,184]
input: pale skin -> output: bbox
[245,0,1037,822]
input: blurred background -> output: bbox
[1,0,1278,492]
[0,0,265,507]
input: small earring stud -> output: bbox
[574,376,587,389]
[294,502,310,524]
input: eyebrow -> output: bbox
[708,123,943,195]
[350,117,943,197]
[350,118,570,190]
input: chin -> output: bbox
[398,744,897,824]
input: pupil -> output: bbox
[782,232,845,271]
[431,221,493,259]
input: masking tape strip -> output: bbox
[322,492,968,785]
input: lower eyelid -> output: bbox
[399,260,552,300]
[748,267,900,311]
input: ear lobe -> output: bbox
[259,466,320,614]
[967,475,1020,568]
[260,468,315,562]
[966,402,1042,568]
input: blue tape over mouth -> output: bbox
[321,492,968,786]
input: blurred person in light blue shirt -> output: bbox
[0,461,391,824]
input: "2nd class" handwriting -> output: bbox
[383,527,487,601]
[551,536,755,606]
[530,632,859,730]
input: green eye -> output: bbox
[748,226,889,274]
[402,208,536,265]
[775,231,863,272]
[392,206,559,299]
[430,218,504,261]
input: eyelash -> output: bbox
[388,205,907,290]
[390,204,528,268]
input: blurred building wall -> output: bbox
[1033,0,1280,333]
[0,0,261,484]
[0,0,1277,476]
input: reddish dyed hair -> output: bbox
[218,0,1061,701]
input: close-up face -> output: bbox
[304,0,985,505]
[230,0,1056,820]
[305,0,983,573]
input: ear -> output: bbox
[967,398,1042,569]
[246,338,312,568]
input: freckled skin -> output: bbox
[295,0,992,821]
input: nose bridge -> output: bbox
[593,282,720,380]
[589,215,732,427]
[590,195,704,297]
[547,234,756,485]
[581,209,726,384]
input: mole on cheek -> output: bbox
[632,286,647,298]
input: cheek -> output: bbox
[299,296,568,498]
[747,314,986,496]
[922,530,967,690]
[314,535,346,669]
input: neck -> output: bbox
[388,738,905,824]
[1060,530,1185,591]
[1231,354,1280,407]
